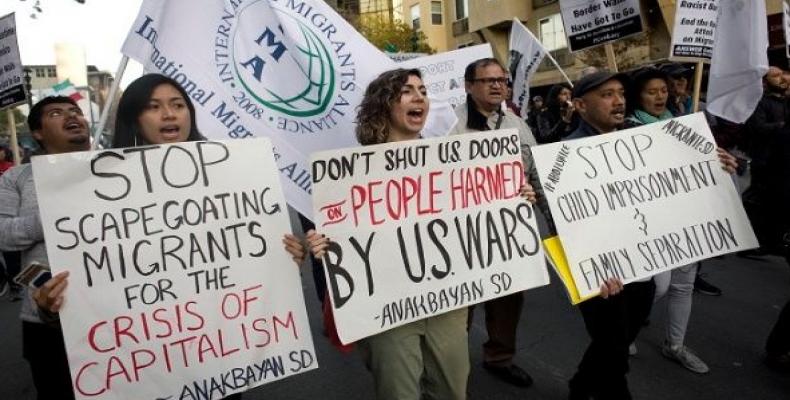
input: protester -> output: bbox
[307,68,475,400]
[0,146,13,174]
[743,66,790,256]
[447,57,550,387]
[536,83,576,143]
[0,96,91,400]
[661,63,692,116]
[526,95,543,133]
[505,81,522,116]
[624,67,709,374]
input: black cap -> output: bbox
[572,71,629,98]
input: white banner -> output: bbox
[33,139,316,400]
[559,0,643,52]
[311,130,550,344]
[532,113,758,298]
[669,0,719,62]
[0,13,26,109]
[784,1,790,58]
[121,0,397,218]
[508,20,547,120]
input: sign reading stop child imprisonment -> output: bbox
[669,0,719,62]
[33,139,316,400]
[311,130,550,344]
[532,113,758,299]
[559,0,643,52]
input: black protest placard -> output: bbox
[559,0,644,52]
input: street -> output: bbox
[1,253,788,400]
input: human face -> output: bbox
[575,79,626,133]
[668,76,688,97]
[639,78,669,117]
[138,84,192,144]
[466,63,509,113]
[388,74,428,142]
[764,67,788,93]
[557,88,572,104]
[33,103,90,154]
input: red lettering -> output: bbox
[131,349,156,381]
[88,321,115,353]
[105,355,132,390]
[113,316,139,348]
[219,327,241,356]
[273,311,299,342]
[252,318,273,347]
[75,362,106,396]
[221,292,243,319]
[350,184,367,226]
[185,301,206,331]
[197,333,219,363]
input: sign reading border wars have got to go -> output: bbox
[532,113,758,299]
[670,0,719,62]
[0,12,26,109]
[559,0,644,52]
[33,139,316,400]
[311,130,550,344]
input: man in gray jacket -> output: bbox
[0,96,91,400]
[448,58,550,388]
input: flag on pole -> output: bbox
[508,19,547,119]
[51,79,83,102]
[706,0,769,124]
[121,0,395,217]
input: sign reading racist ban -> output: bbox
[532,113,758,298]
[669,0,719,62]
[311,130,550,344]
[32,139,316,400]
[559,0,644,52]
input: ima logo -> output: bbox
[227,0,336,118]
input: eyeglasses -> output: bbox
[471,77,509,86]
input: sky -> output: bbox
[0,0,145,87]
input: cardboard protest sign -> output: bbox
[559,0,643,52]
[33,139,316,400]
[532,113,758,299]
[311,130,549,344]
[669,0,719,62]
[0,13,26,109]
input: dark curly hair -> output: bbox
[355,68,422,146]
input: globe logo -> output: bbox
[232,0,336,118]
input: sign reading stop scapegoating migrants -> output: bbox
[33,139,316,400]
[669,0,719,62]
[531,113,758,298]
[311,130,550,344]
[559,0,644,52]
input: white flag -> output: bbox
[121,0,395,217]
[706,0,769,124]
[508,19,546,119]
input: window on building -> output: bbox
[411,4,420,30]
[455,0,468,20]
[431,1,442,25]
[47,67,56,77]
[35,68,44,78]
[539,14,567,51]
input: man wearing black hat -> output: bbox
[564,71,657,400]
[660,63,693,116]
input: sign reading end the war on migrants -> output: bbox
[532,113,758,299]
[311,130,550,344]
[669,0,719,62]
[32,139,316,400]
[0,13,26,109]
[559,0,643,52]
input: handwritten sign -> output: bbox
[670,0,719,62]
[532,113,758,298]
[0,13,26,109]
[559,0,643,52]
[33,139,316,400]
[311,130,549,344]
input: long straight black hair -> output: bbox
[112,73,203,148]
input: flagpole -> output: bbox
[92,55,128,149]
[6,108,20,165]
[513,18,574,87]
[692,61,704,113]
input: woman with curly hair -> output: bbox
[308,68,469,400]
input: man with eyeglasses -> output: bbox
[0,96,90,400]
[448,57,549,388]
